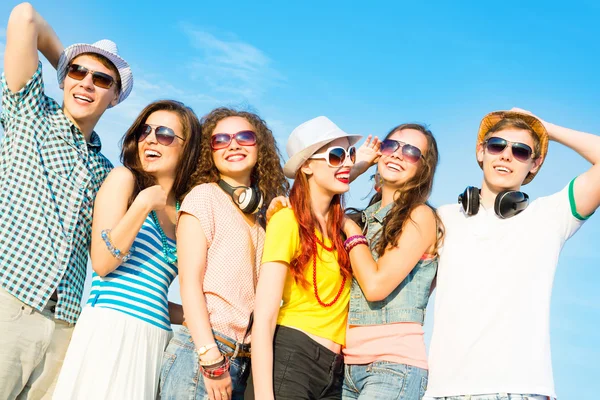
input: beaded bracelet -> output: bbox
[343,234,368,252]
[200,356,230,378]
[199,354,224,367]
[101,229,133,262]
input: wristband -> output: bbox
[343,235,368,252]
[200,356,230,378]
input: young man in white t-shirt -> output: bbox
[425,108,600,400]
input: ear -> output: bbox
[530,156,544,174]
[300,162,313,177]
[476,142,485,163]
[109,91,119,107]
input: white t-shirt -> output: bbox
[426,182,587,398]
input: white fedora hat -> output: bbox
[57,39,133,106]
[283,116,362,179]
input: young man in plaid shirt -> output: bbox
[0,3,133,398]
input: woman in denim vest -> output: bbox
[341,123,443,400]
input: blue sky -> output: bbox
[1,1,599,397]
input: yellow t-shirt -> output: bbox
[262,208,350,345]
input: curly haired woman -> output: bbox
[159,107,289,400]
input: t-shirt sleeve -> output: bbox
[536,178,588,241]
[178,184,216,246]
[262,208,300,265]
[1,62,46,126]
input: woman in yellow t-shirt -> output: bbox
[252,116,361,399]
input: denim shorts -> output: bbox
[428,395,554,400]
[273,325,344,399]
[343,361,428,400]
[159,326,250,400]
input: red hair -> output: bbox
[288,169,352,287]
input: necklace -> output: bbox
[150,201,180,264]
[312,234,346,307]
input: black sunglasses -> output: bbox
[380,139,424,163]
[67,64,115,89]
[138,124,185,146]
[484,137,534,162]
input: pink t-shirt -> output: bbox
[179,183,264,342]
[344,322,428,369]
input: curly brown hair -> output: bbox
[188,107,289,220]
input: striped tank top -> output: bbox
[87,215,177,330]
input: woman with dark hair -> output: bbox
[159,107,289,400]
[252,116,360,400]
[341,124,442,400]
[53,100,203,399]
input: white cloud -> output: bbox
[182,25,285,101]
[0,27,289,163]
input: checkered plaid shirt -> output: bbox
[0,62,113,323]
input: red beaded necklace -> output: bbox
[312,234,347,307]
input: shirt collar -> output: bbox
[363,200,394,224]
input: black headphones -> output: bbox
[458,186,529,219]
[218,180,264,214]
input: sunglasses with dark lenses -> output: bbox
[67,64,115,89]
[138,124,186,146]
[380,139,423,164]
[484,137,534,162]
[309,146,357,168]
[211,130,257,150]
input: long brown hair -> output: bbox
[187,107,289,220]
[288,161,352,288]
[120,100,203,205]
[356,123,443,257]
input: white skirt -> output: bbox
[53,306,173,400]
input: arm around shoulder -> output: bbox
[355,204,438,301]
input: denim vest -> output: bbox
[348,201,437,326]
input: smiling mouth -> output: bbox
[386,162,403,172]
[225,154,246,162]
[494,166,512,174]
[73,94,93,103]
[335,170,350,184]
[144,149,162,160]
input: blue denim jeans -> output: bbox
[428,395,553,400]
[159,326,250,400]
[343,361,428,400]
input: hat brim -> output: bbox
[283,134,362,179]
[477,110,549,185]
[57,43,133,106]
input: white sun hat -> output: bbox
[57,39,133,106]
[283,116,362,179]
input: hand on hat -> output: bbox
[510,107,555,140]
